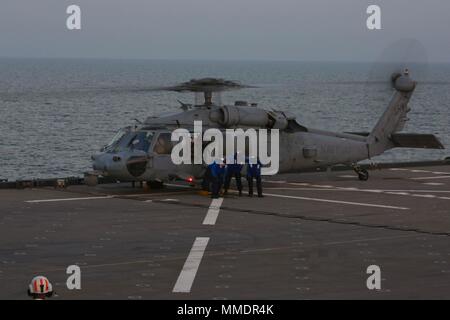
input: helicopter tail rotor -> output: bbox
[364,38,447,156]
[367,40,444,157]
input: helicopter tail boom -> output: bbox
[367,71,415,157]
[366,71,444,157]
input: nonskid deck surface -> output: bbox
[1,165,450,299]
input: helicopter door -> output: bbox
[151,132,176,177]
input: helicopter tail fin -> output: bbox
[367,71,444,156]
[366,72,415,157]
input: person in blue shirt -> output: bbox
[224,153,243,196]
[246,157,263,197]
[210,159,226,198]
[201,164,212,192]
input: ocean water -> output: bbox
[0,58,449,180]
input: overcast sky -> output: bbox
[1,0,449,62]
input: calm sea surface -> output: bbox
[0,58,449,180]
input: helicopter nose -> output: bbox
[92,151,148,178]
[92,153,111,172]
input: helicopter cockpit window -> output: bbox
[102,127,130,152]
[129,131,154,152]
[153,133,174,154]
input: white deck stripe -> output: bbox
[26,196,113,203]
[203,198,224,225]
[173,237,209,293]
[411,194,436,198]
[411,175,450,180]
[264,193,409,210]
[364,189,450,193]
[389,168,450,175]
[269,185,450,194]
[263,180,287,184]
[164,183,194,189]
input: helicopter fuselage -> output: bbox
[92,104,369,183]
[91,74,444,183]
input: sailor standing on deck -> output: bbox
[246,156,263,198]
[201,163,212,193]
[223,153,243,196]
[210,159,226,198]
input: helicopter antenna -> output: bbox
[177,99,191,110]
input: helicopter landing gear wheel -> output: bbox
[352,164,369,181]
[357,169,369,181]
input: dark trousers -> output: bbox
[211,176,223,198]
[224,172,242,193]
[202,168,211,191]
[247,175,262,196]
[202,175,210,192]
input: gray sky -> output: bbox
[1,0,449,62]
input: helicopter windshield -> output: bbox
[102,128,154,153]
[128,131,154,152]
[102,127,130,152]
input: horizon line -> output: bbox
[0,56,449,64]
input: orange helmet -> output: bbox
[28,276,53,298]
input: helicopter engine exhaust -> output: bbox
[211,105,289,129]
[217,105,269,127]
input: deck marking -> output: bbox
[271,184,450,195]
[422,182,444,186]
[374,189,450,193]
[389,168,450,175]
[411,175,450,180]
[265,187,348,191]
[411,194,436,198]
[264,193,409,210]
[164,183,195,189]
[288,182,311,186]
[173,237,209,293]
[386,192,410,196]
[310,184,334,188]
[119,190,193,197]
[26,196,113,203]
[161,198,179,202]
[203,198,224,225]
[264,180,287,184]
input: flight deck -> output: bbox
[1,164,450,299]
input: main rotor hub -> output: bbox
[160,78,251,106]
[165,78,247,93]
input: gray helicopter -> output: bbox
[91,72,444,186]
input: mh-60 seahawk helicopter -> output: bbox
[91,72,444,186]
